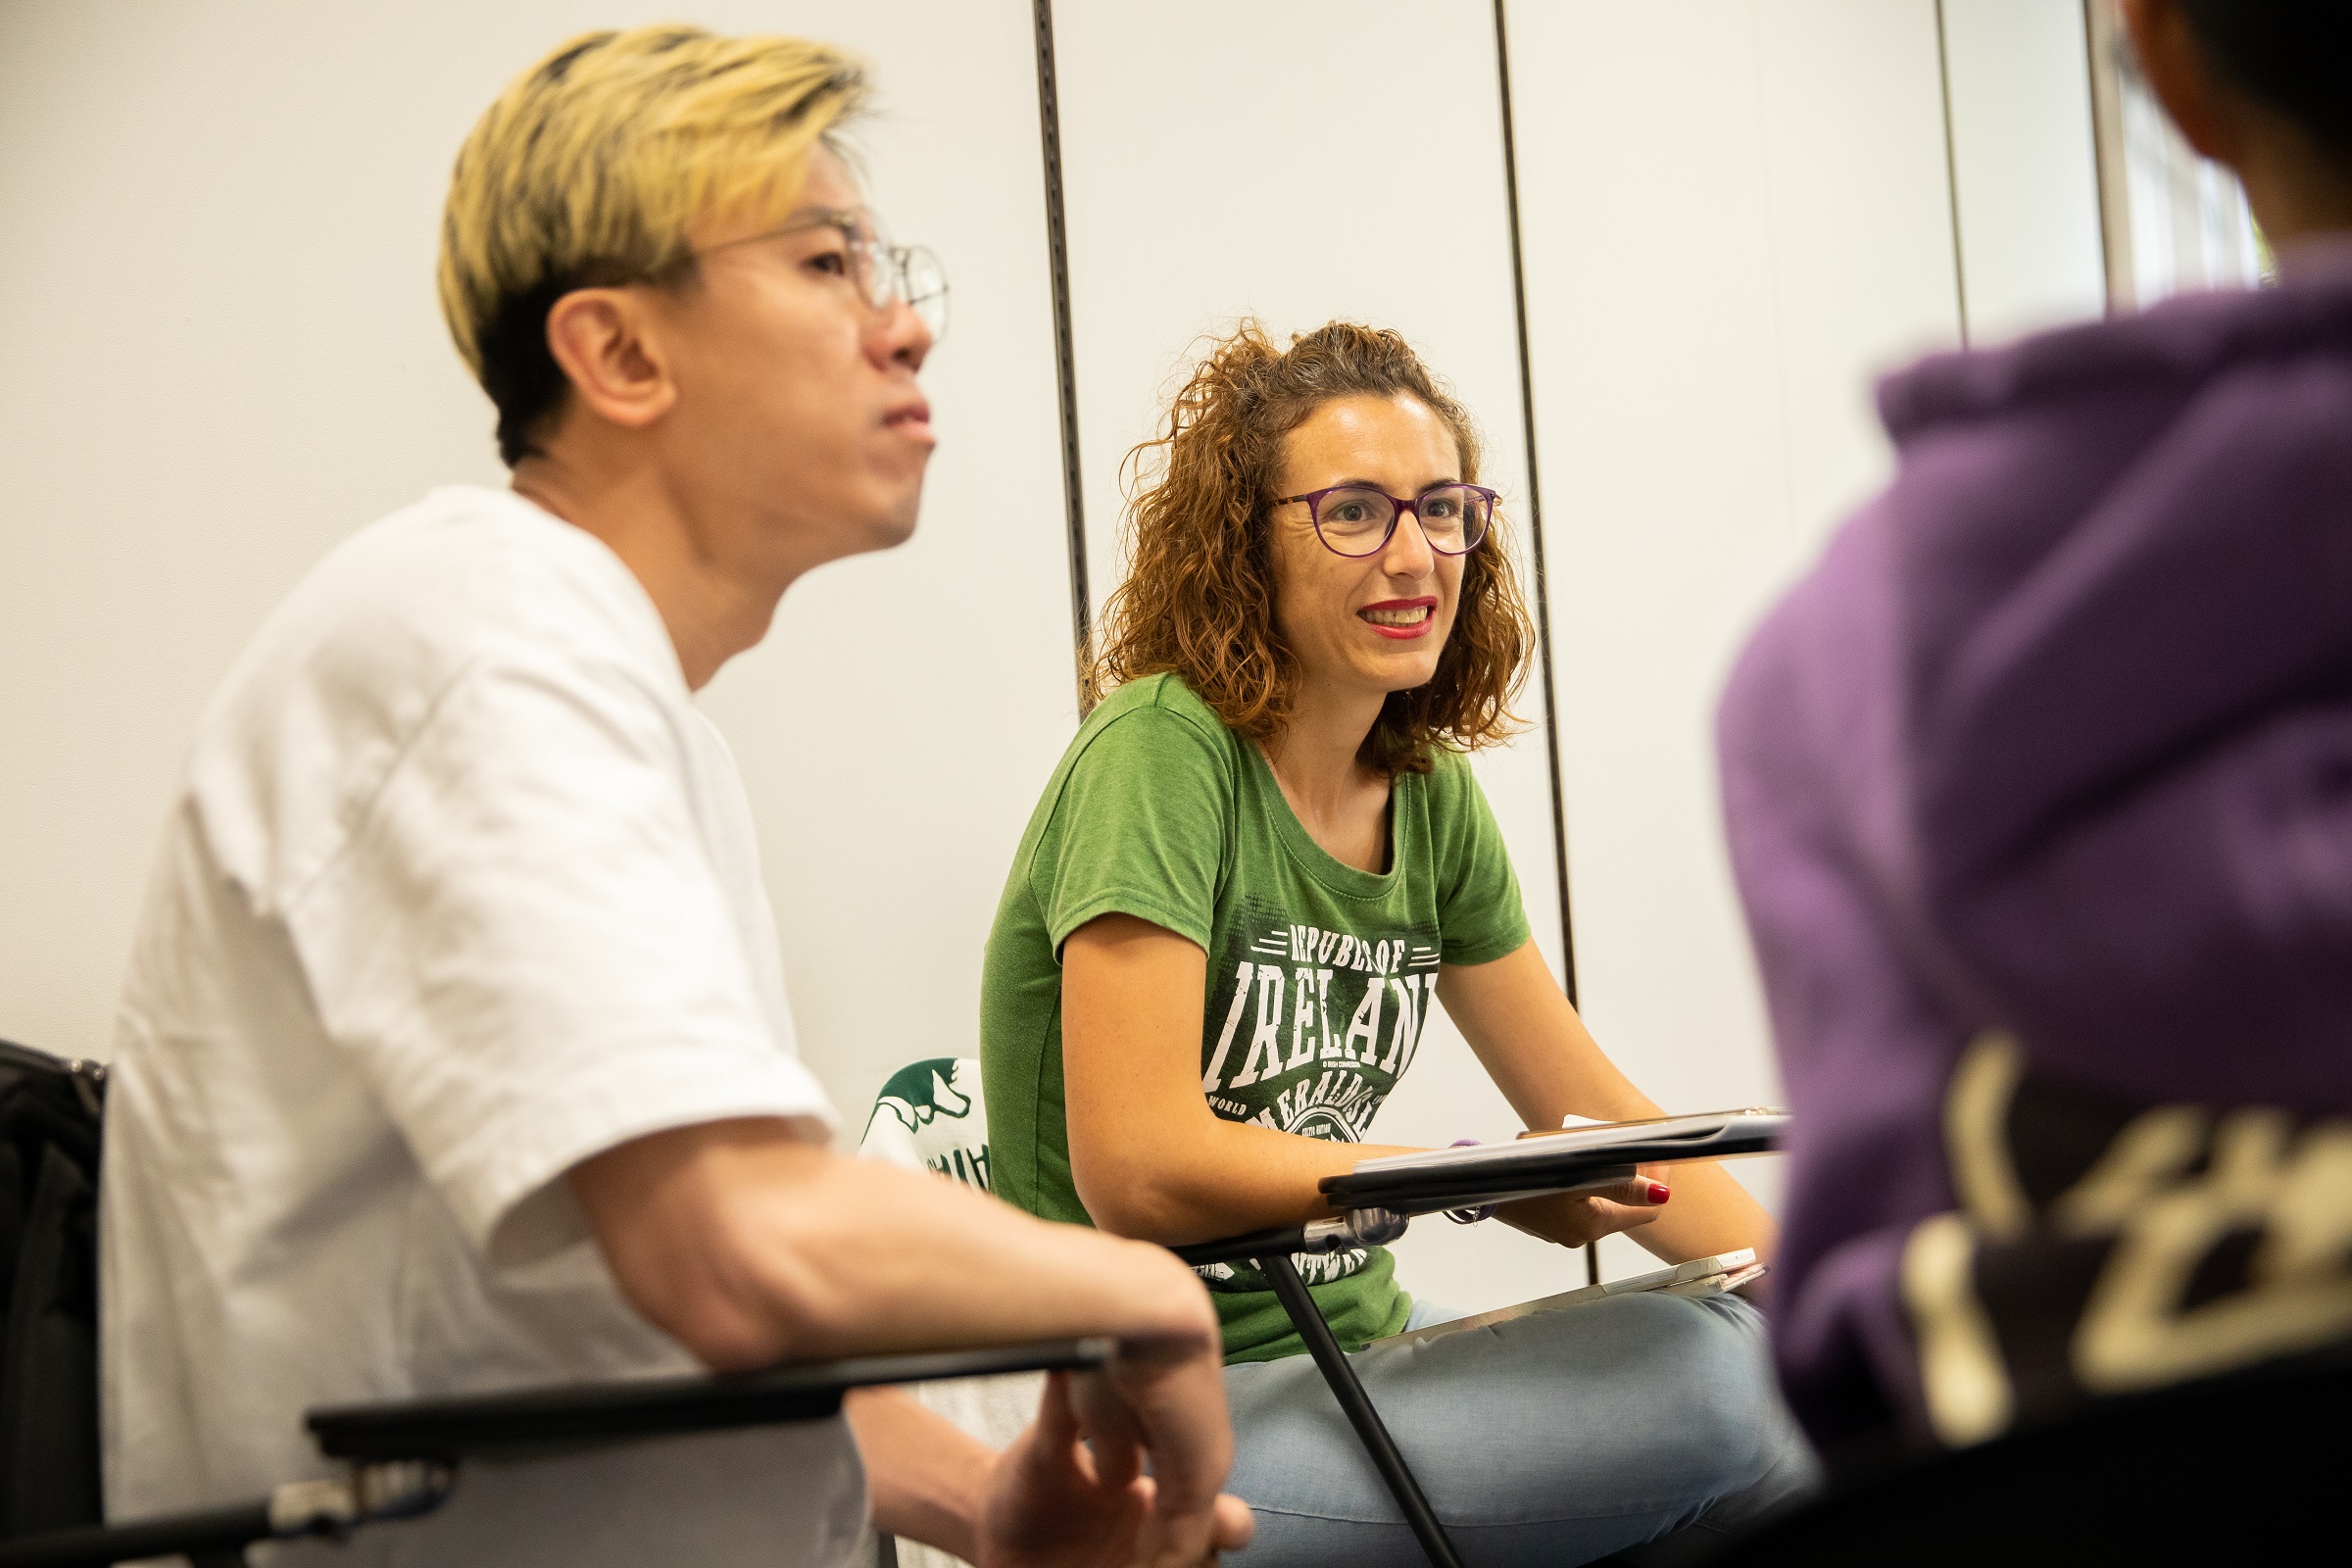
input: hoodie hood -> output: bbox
[1716,239,2352,1448]
[1889,238,2352,1109]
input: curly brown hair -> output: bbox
[1087,319,1535,774]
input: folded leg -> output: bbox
[1222,1292,1817,1568]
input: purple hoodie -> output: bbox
[1718,239,2352,1451]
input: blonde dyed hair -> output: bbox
[438,25,867,464]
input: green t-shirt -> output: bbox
[981,673,1532,1362]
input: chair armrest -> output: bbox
[308,1338,1113,1462]
[1170,1209,1407,1269]
[0,1340,1111,1568]
[0,1465,447,1568]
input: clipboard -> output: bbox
[1319,1108,1787,1216]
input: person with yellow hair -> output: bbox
[98,26,1249,1568]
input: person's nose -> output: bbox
[1381,506,1438,579]
[867,296,932,375]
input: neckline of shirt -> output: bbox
[1240,736,1410,902]
[439,484,693,700]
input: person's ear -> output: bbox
[2118,0,2242,167]
[543,286,678,434]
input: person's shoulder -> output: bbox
[1079,672,1237,759]
[1096,670,1227,731]
[1421,743,1476,784]
[1032,674,1240,838]
[1414,744,1483,809]
[182,487,684,901]
[328,486,668,665]
[1408,747,1509,868]
[213,486,676,721]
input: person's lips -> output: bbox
[1357,596,1439,640]
[883,397,934,442]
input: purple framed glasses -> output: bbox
[1277,483,1496,558]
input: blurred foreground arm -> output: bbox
[573,1120,1251,1566]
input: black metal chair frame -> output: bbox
[0,1340,1111,1568]
[1171,1124,1783,1568]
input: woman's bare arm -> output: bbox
[1061,913,1665,1250]
[1437,940,1778,1265]
[1060,914,1418,1242]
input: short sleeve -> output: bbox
[1032,705,1232,956]
[283,654,835,1266]
[1433,755,1532,966]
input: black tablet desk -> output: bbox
[0,1340,1109,1568]
[1171,1118,1786,1568]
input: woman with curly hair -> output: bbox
[982,321,1814,1564]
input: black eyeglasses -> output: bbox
[1278,483,1496,558]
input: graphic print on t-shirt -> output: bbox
[1194,897,1438,1287]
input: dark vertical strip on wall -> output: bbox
[1934,0,1974,346]
[1033,0,1092,706]
[2082,0,2132,312]
[1492,0,1579,1005]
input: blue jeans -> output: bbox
[1222,1290,1819,1567]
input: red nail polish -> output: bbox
[1645,1182,1671,1204]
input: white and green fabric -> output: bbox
[858,1056,991,1190]
[858,1056,1031,1568]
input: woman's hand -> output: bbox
[1439,943,1779,1266]
[1493,1171,1674,1248]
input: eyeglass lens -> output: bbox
[1312,486,1489,556]
[894,245,950,341]
[842,217,949,342]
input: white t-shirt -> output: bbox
[99,486,865,1567]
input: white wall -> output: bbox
[0,0,1078,1126]
[1504,0,1971,1276]
[1490,0,2108,1280]
[1941,0,2108,341]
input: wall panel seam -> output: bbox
[1934,0,1974,346]
[1492,0,1579,1004]
[1032,0,1092,710]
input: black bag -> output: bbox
[0,1039,105,1539]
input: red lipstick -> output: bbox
[1357,596,1439,641]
